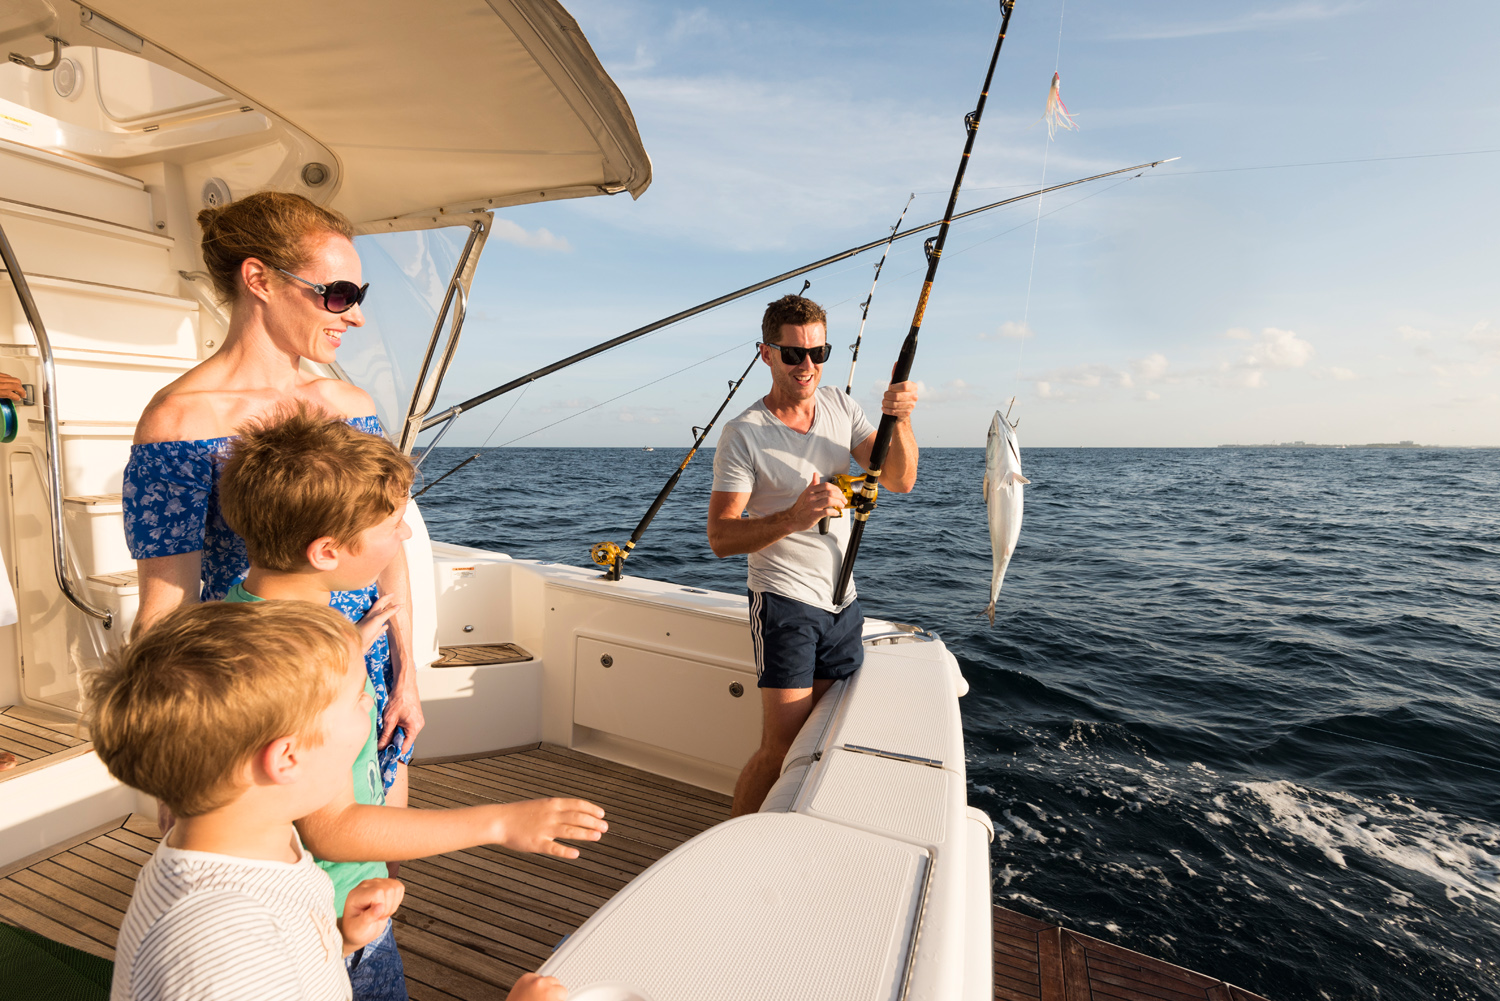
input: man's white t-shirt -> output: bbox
[712,386,877,612]
[112,833,351,1001]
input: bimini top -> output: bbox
[80,0,652,225]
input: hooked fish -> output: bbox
[984,410,1030,624]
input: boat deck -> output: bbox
[992,904,1270,1001]
[0,743,1269,1000]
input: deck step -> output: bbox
[0,705,91,784]
[433,643,533,668]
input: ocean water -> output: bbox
[416,445,1500,1000]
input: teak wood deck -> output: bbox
[0,743,1270,1000]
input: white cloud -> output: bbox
[1396,325,1432,342]
[1035,380,1053,399]
[1132,352,1169,380]
[616,406,673,424]
[1115,2,1360,40]
[1142,390,1161,401]
[1223,328,1253,341]
[1240,327,1314,370]
[980,321,1035,341]
[492,218,572,252]
[1327,367,1357,381]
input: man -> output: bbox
[709,294,919,816]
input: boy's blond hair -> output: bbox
[220,404,414,573]
[87,602,358,816]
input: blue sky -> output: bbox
[414,1,1500,448]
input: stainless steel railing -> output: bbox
[0,218,114,628]
[397,218,489,454]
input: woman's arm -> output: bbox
[376,548,423,749]
[134,552,204,637]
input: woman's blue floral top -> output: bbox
[122,414,412,788]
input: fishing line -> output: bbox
[1149,146,1500,176]
[491,339,757,449]
[1293,724,1500,777]
[1014,0,1068,387]
[1057,680,1500,778]
[844,178,1137,311]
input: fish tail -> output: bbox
[983,601,995,626]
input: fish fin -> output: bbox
[984,601,995,626]
[982,474,990,496]
[1004,472,1031,486]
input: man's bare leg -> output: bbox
[731,679,833,817]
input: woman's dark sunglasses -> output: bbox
[274,266,369,314]
[766,342,833,366]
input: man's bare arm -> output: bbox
[851,379,919,494]
[707,480,846,558]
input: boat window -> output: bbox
[344,226,479,436]
[93,48,233,124]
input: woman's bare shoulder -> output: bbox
[305,376,377,421]
[135,373,221,444]
[136,364,265,444]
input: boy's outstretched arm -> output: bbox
[339,877,405,956]
[297,782,607,863]
[508,972,567,1000]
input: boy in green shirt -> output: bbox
[220,406,599,1001]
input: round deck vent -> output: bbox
[53,57,81,98]
[301,162,330,187]
[202,178,232,209]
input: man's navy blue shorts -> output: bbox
[748,590,864,690]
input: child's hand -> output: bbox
[339,877,405,956]
[356,594,402,653]
[493,798,607,859]
[505,972,567,1001]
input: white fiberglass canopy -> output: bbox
[82,0,652,225]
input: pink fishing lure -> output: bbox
[1043,71,1079,140]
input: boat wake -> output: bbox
[970,720,1500,1000]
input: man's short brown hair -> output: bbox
[220,405,414,572]
[86,601,357,816]
[761,295,828,344]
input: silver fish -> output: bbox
[984,410,1030,624]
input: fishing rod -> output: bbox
[416,157,1172,436]
[831,1,1017,608]
[590,347,763,580]
[846,194,914,395]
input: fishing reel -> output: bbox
[817,474,865,535]
[591,540,623,568]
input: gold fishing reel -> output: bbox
[817,474,866,535]
[822,474,862,520]
[591,541,624,568]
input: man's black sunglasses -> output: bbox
[275,266,369,314]
[765,342,833,366]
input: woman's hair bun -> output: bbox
[196,192,354,303]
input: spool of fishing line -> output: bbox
[0,398,16,443]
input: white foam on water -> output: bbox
[1239,779,1500,908]
[1003,808,1049,843]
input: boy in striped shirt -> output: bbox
[89,601,404,1000]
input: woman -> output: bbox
[124,191,422,797]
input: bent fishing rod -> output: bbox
[417,156,1172,436]
[846,194,914,395]
[590,347,762,580]
[832,0,1016,608]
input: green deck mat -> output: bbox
[0,922,112,1001]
